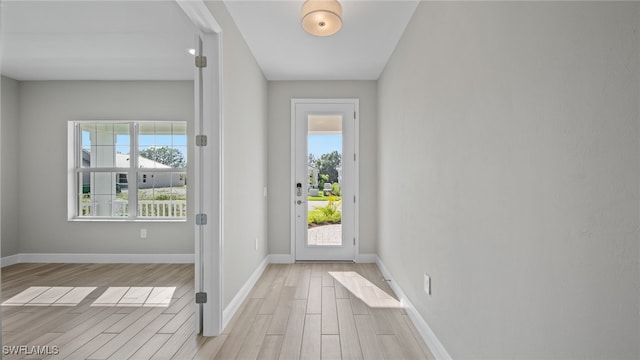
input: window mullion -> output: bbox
[75,123,81,217]
[129,122,138,219]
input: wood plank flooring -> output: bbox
[2,263,434,359]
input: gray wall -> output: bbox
[267,81,378,256]
[377,2,640,358]
[18,81,195,254]
[206,1,269,308]
[1,76,20,257]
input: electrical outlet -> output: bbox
[255,237,258,251]
[140,228,147,239]
[263,187,268,197]
[424,274,431,295]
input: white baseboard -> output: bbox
[0,254,21,267]
[356,253,377,263]
[376,256,452,360]
[268,253,293,264]
[222,255,269,330]
[1,253,194,266]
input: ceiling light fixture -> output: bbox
[301,0,342,37]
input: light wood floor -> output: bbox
[2,262,434,359]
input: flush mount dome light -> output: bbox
[301,0,342,37]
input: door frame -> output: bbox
[290,98,360,262]
[176,0,223,336]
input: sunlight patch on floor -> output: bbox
[3,286,175,307]
[92,286,176,307]
[2,286,97,306]
[328,271,402,309]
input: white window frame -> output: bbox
[67,120,187,222]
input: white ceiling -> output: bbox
[0,0,418,82]
[223,0,419,80]
[0,0,198,81]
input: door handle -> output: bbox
[296,200,305,205]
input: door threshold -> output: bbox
[295,260,355,264]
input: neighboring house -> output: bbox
[81,149,185,190]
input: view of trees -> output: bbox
[139,146,186,168]
[310,150,341,184]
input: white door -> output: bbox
[193,32,222,336]
[292,100,359,261]
[176,0,223,337]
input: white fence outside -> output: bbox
[81,200,187,218]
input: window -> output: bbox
[68,121,187,220]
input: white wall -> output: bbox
[1,76,20,257]
[267,81,378,256]
[18,81,195,255]
[205,1,269,308]
[378,2,640,358]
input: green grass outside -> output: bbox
[308,195,341,201]
[307,209,342,225]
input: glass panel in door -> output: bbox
[307,114,343,246]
